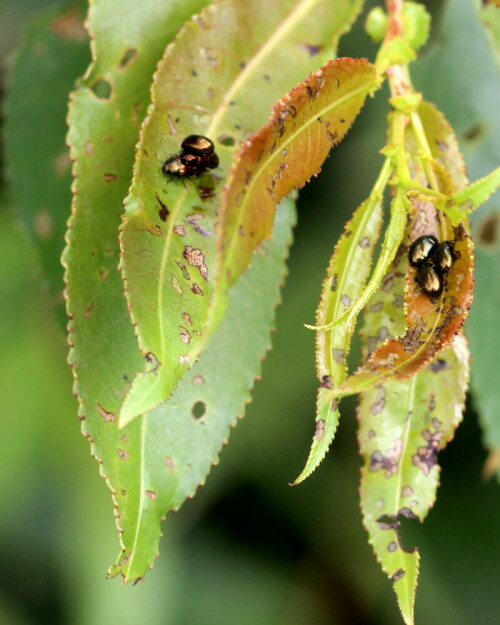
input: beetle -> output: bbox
[431,241,454,274]
[408,235,438,267]
[181,135,216,156]
[416,262,443,297]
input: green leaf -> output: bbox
[293,193,385,484]
[359,335,469,625]
[63,0,210,578]
[119,0,366,424]
[416,100,468,191]
[4,4,90,318]
[357,218,470,624]
[402,1,431,52]
[446,166,500,221]
[110,199,295,581]
[313,181,407,333]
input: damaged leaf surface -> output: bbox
[358,235,470,624]
[63,0,209,582]
[293,195,384,484]
[119,0,366,424]
[218,58,378,292]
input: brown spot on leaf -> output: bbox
[183,246,208,280]
[174,225,187,236]
[198,185,215,200]
[359,236,370,248]
[412,429,444,475]
[428,395,436,411]
[333,349,345,364]
[165,457,175,472]
[370,386,386,415]
[182,312,193,326]
[97,404,115,422]
[172,276,183,293]
[191,283,204,295]
[103,172,117,182]
[192,375,205,385]
[299,42,323,56]
[390,569,405,582]
[321,375,333,389]
[117,449,128,461]
[157,195,169,221]
[428,358,446,372]
[145,490,157,500]
[401,486,414,497]
[119,48,137,69]
[179,326,191,344]
[314,419,326,441]
[340,294,351,307]
[369,438,402,477]
[387,541,398,552]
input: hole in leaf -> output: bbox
[119,48,137,68]
[217,134,236,147]
[377,508,420,554]
[191,400,206,419]
[91,79,112,100]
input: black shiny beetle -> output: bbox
[408,235,455,298]
[408,235,438,267]
[415,262,443,297]
[431,241,454,274]
[162,135,219,178]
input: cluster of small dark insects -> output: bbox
[408,235,455,297]
[162,135,219,178]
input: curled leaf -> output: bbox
[293,193,384,484]
[336,205,474,398]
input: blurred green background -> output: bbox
[1,0,499,624]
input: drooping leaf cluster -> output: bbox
[4,0,500,623]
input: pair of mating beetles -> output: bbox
[162,134,219,178]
